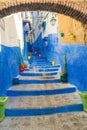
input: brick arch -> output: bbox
[0,0,87,24]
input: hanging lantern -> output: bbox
[52,61,56,66]
[70,33,76,40]
[60,33,64,37]
[50,14,56,26]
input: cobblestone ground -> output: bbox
[1,83,86,130]
[0,112,87,130]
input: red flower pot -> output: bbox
[84,25,87,29]
[19,66,24,72]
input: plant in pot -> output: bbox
[24,62,29,69]
[60,54,67,82]
[18,39,25,72]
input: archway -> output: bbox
[0,0,87,24]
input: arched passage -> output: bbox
[0,1,87,96]
[0,0,87,24]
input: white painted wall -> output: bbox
[0,13,24,48]
[31,11,58,42]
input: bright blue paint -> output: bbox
[62,44,87,91]
[6,104,83,116]
[32,33,60,64]
[18,79,61,84]
[7,87,76,96]
[20,72,58,76]
[38,68,58,72]
[0,45,19,96]
[23,21,32,60]
[42,21,46,31]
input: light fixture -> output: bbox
[50,13,56,26]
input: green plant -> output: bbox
[61,54,67,82]
[18,39,23,67]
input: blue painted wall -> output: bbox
[32,32,87,91]
[63,44,87,91]
[32,33,61,64]
[0,45,19,96]
[23,21,32,60]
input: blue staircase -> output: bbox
[6,53,83,117]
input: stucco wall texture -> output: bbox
[58,14,87,44]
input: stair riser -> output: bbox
[6,104,83,117]
[19,72,58,76]
[7,88,76,96]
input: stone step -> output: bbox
[6,92,81,109]
[25,68,59,72]
[8,83,77,91]
[15,78,61,85]
[7,87,76,96]
[19,72,58,77]
[29,64,60,69]
[18,75,60,80]
[6,104,83,117]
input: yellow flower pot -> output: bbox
[28,55,31,60]
[52,61,56,66]
[70,34,76,40]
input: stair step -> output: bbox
[18,76,60,80]
[6,92,81,109]
[25,68,59,72]
[6,104,83,117]
[7,87,76,96]
[9,83,77,91]
[18,79,61,84]
[29,65,60,69]
[19,72,58,76]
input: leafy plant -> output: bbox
[18,39,23,67]
[60,54,67,82]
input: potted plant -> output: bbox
[19,64,24,72]
[79,92,87,112]
[60,54,67,82]
[18,39,25,72]
[0,97,8,122]
[69,33,76,40]
[24,62,28,69]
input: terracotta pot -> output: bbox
[84,25,87,29]
[24,64,28,68]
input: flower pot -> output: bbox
[60,33,64,37]
[60,73,67,82]
[52,61,56,66]
[28,55,31,60]
[19,66,24,72]
[79,92,87,112]
[70,33,76,40]
[24,64,28,68]
[0,97,8,122]
[13,78,19,85]
[84,25,87,30]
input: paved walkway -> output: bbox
[0,112,87,130]
[0,54,86,129]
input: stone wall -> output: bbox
[0,0,86,24]
[58,14,87,44]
